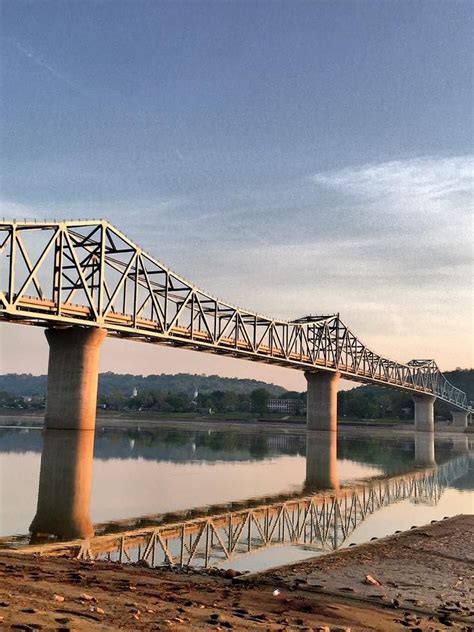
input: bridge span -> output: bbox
[0,220,470,432]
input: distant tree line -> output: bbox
[99,387,275,415]
[0,369,471,419]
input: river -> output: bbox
[0,418,472,572]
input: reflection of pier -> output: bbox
[21,452,469,569]
[305,431,339,491]
[30,429,95,539]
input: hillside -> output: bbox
[0,372,286,398]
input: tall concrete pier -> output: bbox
[44,327,107,431]
[451,410,468,430]
[413,394,436,432]
[305,371,339,432]
[305,431,339,491]
[30,429,95,539]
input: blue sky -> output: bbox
[1,0,473,388]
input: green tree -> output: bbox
[250,388,270,414]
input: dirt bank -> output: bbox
[0,515,472,631]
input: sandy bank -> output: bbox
[0,515,472,631]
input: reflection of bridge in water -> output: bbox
[15,430,469,569]
[82,454,469,567]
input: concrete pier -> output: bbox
[414,432,436,468]
[305,371,339,432]
[30,429,95,539]
[451,410,468,430]
[44,327,107,431]
[305,431,339,491]
[412,394,436,432]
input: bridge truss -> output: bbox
[0,220,468,409]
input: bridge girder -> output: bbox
[0,220,469,410]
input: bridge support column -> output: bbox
[305,371,339,432]
[414,432,436,468]
[44,327,107,431]
[451,410,468,430]
[305,431,339,491]
[30,429,95,539]
[412,394,436,432]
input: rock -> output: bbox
[96,607,105,614]
[364,575,382,586]
[272,588,281,596]
[80,593,95,601]
[225,569,238,579]
[53,594,65,602]
[316,627,330,632]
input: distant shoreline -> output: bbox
[0,408,468,434]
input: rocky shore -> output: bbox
[0,515,472,631]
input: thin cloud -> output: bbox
[311,156,474,211]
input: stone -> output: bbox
[364,575,382,586]
[53,594,65,602]
[80,593,94,601]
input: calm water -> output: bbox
[0,419,472,572]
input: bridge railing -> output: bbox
[0,220,468,409]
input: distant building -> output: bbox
[132,387,138,398]
[267,399,304,414]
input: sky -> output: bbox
[0,0,473,391]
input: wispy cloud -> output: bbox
[13,40,86,96]
[311,156,474,215]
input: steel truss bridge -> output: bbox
[16,456,469,567]
[0,220,468,409]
